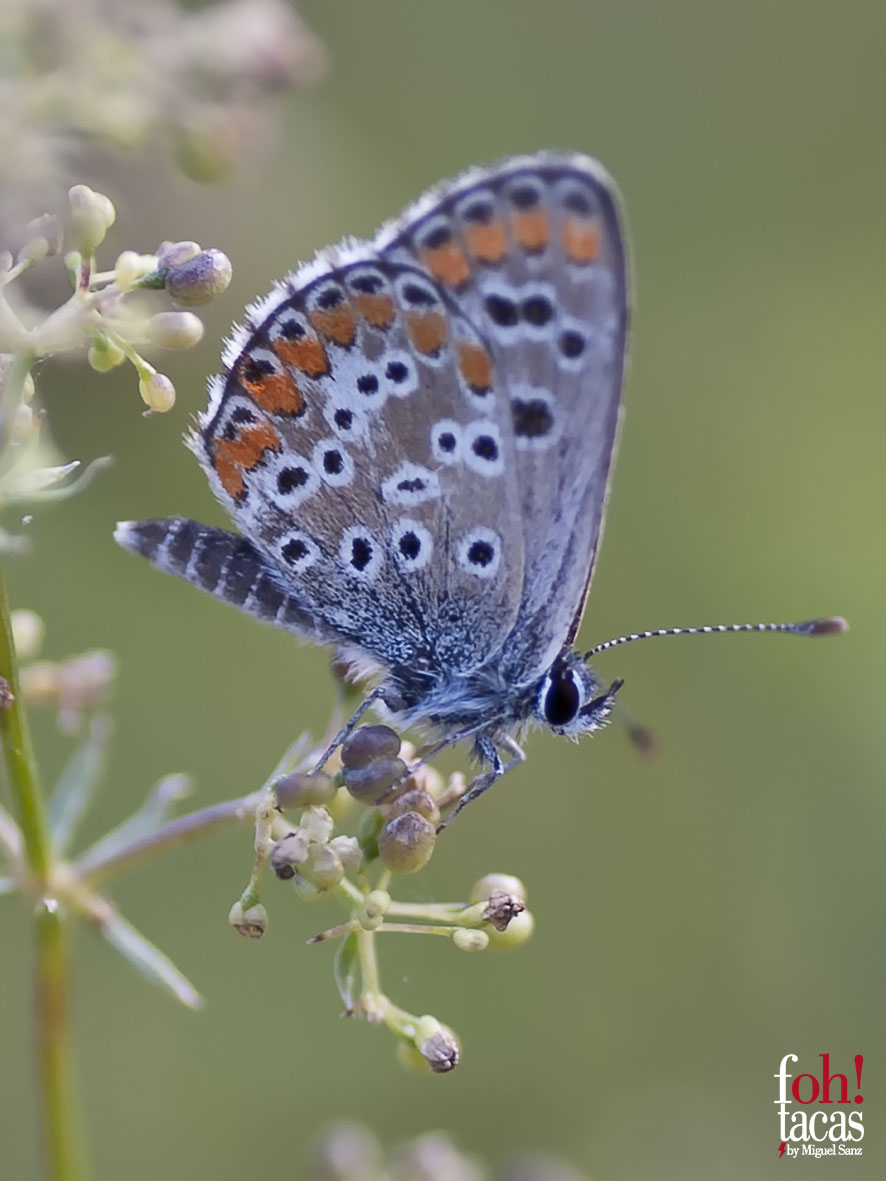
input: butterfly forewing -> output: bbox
[197,251,525,673]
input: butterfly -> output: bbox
[116,151,844,820]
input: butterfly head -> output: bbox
[534,652,624,739]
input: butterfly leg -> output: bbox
[437,735,525,830]
[310,685,386,773]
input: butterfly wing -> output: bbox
[381,152,629,681]
[194,249,525,676]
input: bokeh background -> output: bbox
[1,1,883,1177]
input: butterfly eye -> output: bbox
[542,666,581,727]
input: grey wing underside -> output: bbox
[383,152,630,682]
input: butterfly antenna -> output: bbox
[583,616,847,661]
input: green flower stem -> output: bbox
[385,900,467,922]
[0,563,51,879]
[0,561,89,1181]
[35,903,89,1181]
[374,922,458,936]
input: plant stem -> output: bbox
[0,562,89,1181]
[35,903,89,1181]
[0,563,50,880]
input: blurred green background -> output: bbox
[1,1,883,1177]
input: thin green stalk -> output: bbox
[35,905,89,1181]
[0,561,51,877]
[0,555,89,1180]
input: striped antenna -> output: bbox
[583,616,847,661]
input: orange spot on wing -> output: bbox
[272,335,329,377]
[562,216,601,264]
[214,422,282,499]
[352,292,396,330]
[512,208,549,252]
[422,242,471,287]
[464,219,508,264]
[457,341,493,394]
[309,305,357,347]
[239,363,304,416]
[407,311,449,356]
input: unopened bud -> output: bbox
[416,1017,460,1073]
[329,834,362,873]
[341,725,401,769]
[269,831,308,879]
[164,248,232,305]
[358,889,390,931]
[67,185,116,254]
[487,909,535,949]
[302,842,343,890]
[310,1121,381,1181]
[453,928,489,952]
[470,873,527,904]
[378,811,436,874]
[114,250,156,288]
[21,214,63,261]
[11,609,44,661]
[343,757,406,805]
[87,335,126,372]
[147,311,204,350]
[228,899,268,938]
[292,872,323,902]
[156,240,201,270]
[273,770,336,810]
[381,787,439,827]
[139,372,176,412]
[299,805,334,844]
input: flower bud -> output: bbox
[310,1121,380,1181]
[67,185,116,254]
[378,811,436,874]
[302,843,343,890]
[381,787,439,827]
[299,805,334,844]
[416,1017,460,1073]
[11,609,44,661]
[138,372,176,412]
[329,834,362,873]
[343,757,406,805]
[273,770,336,810]
[156,240,201,270]
[269,831,308,879]
[114,250,156,289]
[164,248,232,305]
[292,872,323,902]
[228,899,268,938]
[21,214,63,261]
[452,928,489,952]
[340,724,401,769]
[470,873,527,904]
[87,335,126,373]
[147,311,204,350]
[487,909,535,950]
[358,889,390,931]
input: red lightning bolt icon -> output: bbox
[778,1142,786,1159]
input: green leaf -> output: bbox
[49,714,112,854]
[334,932,360,1012]
[100,910,203,1010]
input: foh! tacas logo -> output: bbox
[776,1053,864,1158]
